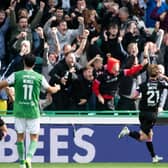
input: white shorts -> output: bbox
[14,117,40,134]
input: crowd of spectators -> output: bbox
[1,0,168,114]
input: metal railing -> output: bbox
[1,110,168,118]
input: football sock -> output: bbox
[129,131,140,140]
[146,141,155,157]
[17,141,25,165]
[27,140,37,160]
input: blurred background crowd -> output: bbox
[0,0,168,114]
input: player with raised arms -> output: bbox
[0,54,61,168]
[118,64,168,163]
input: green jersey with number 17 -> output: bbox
[14,70,43,118]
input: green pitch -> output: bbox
[1,163,168,168]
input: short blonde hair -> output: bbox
[127,42,138,52]
[87,55,103,66]
[147,64,159,77]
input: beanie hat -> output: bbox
[107,57,120,74]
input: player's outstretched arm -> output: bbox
[47,84,61,94]
[159,73,168,81]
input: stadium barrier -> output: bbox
[0,111,168,163]
[2,110,168,117]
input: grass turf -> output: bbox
[1,163,168,168]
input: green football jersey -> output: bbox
[13,70,42,118]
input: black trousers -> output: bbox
[117,96,136,110]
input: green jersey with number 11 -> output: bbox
[13,70,43,118]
